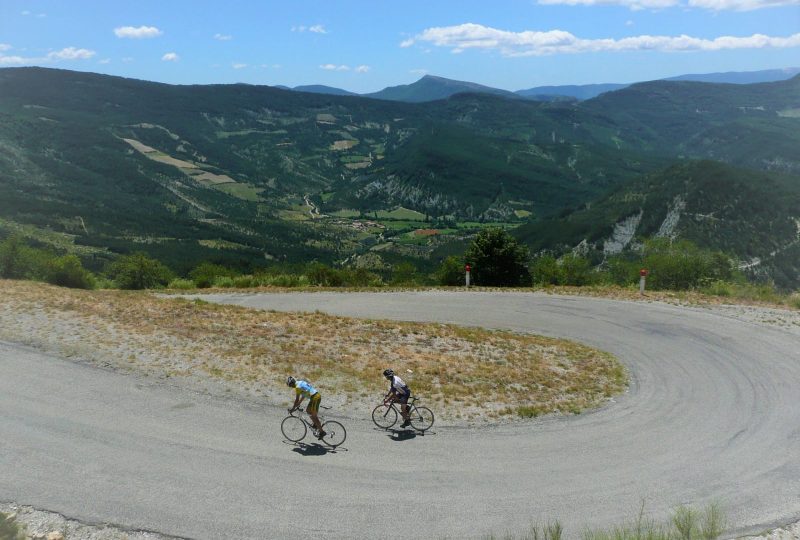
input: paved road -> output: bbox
[2,291,799,539]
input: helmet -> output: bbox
[286,376,296,387]
[383,369,394,379]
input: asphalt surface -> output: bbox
[1,291,799,539]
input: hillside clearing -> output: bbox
[0,280,626,423]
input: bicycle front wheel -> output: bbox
[281,415,307,442]
[321,420,346,447]
[372,404,398,429]
[409,406,434,431]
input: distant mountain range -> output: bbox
[0,67,798,285]
[285,67,800,103]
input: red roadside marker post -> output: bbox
[465,264,471,288]
[639,268,648,295]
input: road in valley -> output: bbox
[1,291,799,538]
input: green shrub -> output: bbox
[465,228,531,287]
[46,254,96,289]
[0,511,25,540]
[531,255,562,286]
[0,235,51,280]
[391,262,418,285]
[108,252,175,290]
[307,263,343,286]
[189,262,237,289]
[789,293,800,309]
[213,276,236,288]
[264,273,307,287]
[340,267,383,287]
[642,239,735,291]
[560,255,594,286]
[233,275,255,288]
[167,278,196,290]
[436,255,466,286]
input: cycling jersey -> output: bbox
[389,375,410,395]
[295,380,319,399]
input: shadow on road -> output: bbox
[385,428,434,441]
[283,440,344,456]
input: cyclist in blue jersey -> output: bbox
[287,376,326,439]
[383,369,412,427]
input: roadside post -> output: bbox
[465,264,471,288]
[639,268,648,295]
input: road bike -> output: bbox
[281,406,346,448]
[372,394,434,432]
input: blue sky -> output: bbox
[0,0,797,92]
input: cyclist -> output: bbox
[287,376,326,439]
[383,369,412,428]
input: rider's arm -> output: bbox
[290,394,302,411]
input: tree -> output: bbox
[464,228,531,287]
[108,252,174,290]
[436,255,465,286]
[47,254,96,289]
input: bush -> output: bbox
[560,255,594,286]
[0,235,50,280]
[108,252,174,290]
[391,262,418,285]
[339,267,383,287]
[307,263,343,286]
[46,254,96,289]
[465,228,531,287]
[189,262,236,289]
[0,512,25,540]
[213,276,236,288]
[233,275,255,288]
[642,239,735,291]
[167,278,196,290]
[531,255,562,286]
[436,255,465,286]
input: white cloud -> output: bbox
[293,24,328,33]
[410,68,428,75]
[626,19,635,25]
[214,33,232,41]
[0,45,96,65]
[537,0,796,8]
[47,47,96,60]
[0,55,26,65]
[98,58,111,64]
[122,57,134,63]
[400,38,415,48]
[402,23,800,56]
[232,63,247,69]
[355,65,370,73]
[114,26,163,39]
[688,0,799,8]
[320,63,350,71]
[21,10,30,15]
[162,52,179,62]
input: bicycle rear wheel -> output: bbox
[372,404,398,429]
[321,420,346,447]
[281,415,307,442]
[409,406,434,431]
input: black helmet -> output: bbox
[286,376,296,387]
[383,369,394,379]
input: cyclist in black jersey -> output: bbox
[383,368,412,427]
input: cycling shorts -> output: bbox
[396,389,410,404]
[307,393,321,414]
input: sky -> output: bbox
[0,0,798,93]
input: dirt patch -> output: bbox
[0,281,626,424]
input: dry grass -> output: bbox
[0,280,627,422]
